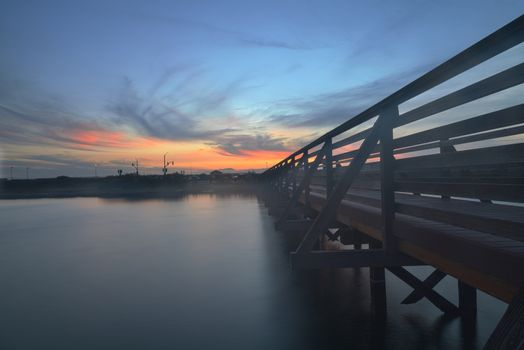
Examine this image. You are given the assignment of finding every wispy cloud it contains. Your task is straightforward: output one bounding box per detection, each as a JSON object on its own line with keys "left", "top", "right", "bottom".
{"left": 208, "top": 133, "right": 289, "bottom": 156}
{"left": 266, "top": 63, "right": 434, "bottom": 128}
{"left": 237, "top": 37, "right": 316, "bottom": 50}
{"left": 98, "top": 5, "right": 323, "bottom": 51}
{"left": 106, "top": 71, "right": 240, "bottom": 141}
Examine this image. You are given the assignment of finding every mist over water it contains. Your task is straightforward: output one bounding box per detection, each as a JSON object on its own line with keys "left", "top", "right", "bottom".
{"left": 0, "top": 195, "right": 506, "bottom": 349}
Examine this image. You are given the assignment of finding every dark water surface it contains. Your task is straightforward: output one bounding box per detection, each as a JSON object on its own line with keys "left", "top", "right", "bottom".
{"left": 0, "top": 195, "right": 506, "bottom": 349}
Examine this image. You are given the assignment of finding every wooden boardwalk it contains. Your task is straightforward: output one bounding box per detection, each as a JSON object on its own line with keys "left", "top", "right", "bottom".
{"left": 262, "top": 15, "right": 524, "bottom": 348}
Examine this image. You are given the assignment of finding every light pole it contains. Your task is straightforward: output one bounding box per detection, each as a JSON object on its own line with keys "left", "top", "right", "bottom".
{"left": 10, "top": 166, "right": 13, "bottom": 180}
{"left": 132, "top": 159, "right": 139, "bottom": 175}
{"left": 162, "top": 153, "right": 174, "bottom": 176}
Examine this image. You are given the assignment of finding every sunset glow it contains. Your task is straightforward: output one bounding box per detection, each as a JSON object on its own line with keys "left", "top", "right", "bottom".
{"left": 1, "top": 2, "right": 522, "bottom": 178}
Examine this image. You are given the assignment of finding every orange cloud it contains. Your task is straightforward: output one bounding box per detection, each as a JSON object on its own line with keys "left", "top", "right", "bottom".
{"left": 66, "top": 129, "right": 162, "bottom": 150}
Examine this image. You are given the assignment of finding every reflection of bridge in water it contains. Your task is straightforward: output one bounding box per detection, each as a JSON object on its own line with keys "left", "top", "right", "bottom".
{"left": 262, "top": 15, "right": 524, "bottom": 348}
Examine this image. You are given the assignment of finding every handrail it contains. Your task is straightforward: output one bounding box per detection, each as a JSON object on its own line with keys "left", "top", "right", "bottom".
{"left": 264, "top": 14, "right": 524, "bottom": 174}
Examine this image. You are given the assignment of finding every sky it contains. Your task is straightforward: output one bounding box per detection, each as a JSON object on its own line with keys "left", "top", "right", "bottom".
{"left": 1, "top": 0, "right": 523, "bottom": 178}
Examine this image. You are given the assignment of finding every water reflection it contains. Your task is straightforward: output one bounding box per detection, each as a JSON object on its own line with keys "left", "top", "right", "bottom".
{"left": 0, "top": 195, "right": 505, "bottom": 349}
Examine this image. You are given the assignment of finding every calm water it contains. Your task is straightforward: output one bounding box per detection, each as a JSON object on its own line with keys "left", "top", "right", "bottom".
{"left": 0, "top": 195, "right": 506, "bottom": 349}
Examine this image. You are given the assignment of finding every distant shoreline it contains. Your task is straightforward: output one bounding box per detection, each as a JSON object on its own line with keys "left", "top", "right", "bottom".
{"left": 0, "top": 175, "right": 261, "bottom": 200}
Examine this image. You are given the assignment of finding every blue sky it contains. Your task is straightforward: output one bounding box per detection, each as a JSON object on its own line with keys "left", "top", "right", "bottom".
{"left": 1, "top": 0, "right": 523, "bottom": 177}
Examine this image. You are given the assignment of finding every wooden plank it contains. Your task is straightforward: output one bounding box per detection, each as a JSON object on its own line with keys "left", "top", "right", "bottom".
{"left": 396, "top": 161, "right": 524, "bottom": 178}
{"left": 395, "top": 176, "right": 524, "bottom": 184}
{"left": 332, "top": 163, "right": 381, "bottom": 178}
{"left": 396, "top": 63, "right": 524, "bottom": 128}
{"left": 394, "top": 181, "right": 524, "bottom": 202}
{"left": 315, "top": 185, "right": 524, "bottom": 240}
{"left": 394, "top": 125, "right": 524, "bottom": 156}
{"left": 395, "top": 199, "right": 524, "bottom": 242}
{"left": 290, "top": 249, "right": 422, "bottom": 269}
{"left": 398, "top": 241, "right": 517, "bottom": 303}
{"left": 351, "top": 185, "right": 523, "bottom": 222}
{"left": 332, "top": 128, "right": 371, "bottom": 150}
{"left": 298, "top": 191, "right": 522, "bottom": 302}
{"left": 392, "top": 213, "right": 524, "bottom": 285}
{"left": 394, "top": 104, "right": 524, "bottom": 149}
{"left": 396, "top": 143, "right": 524, "bottom": 170}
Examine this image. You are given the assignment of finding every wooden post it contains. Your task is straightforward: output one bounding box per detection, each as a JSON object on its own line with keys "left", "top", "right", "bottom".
{"left": 370, "top": 240, "right": 387, "bottom": 317}
{"left": 279, "top": 164, "right": 284, "bottom": 193}
{"left": 325, "top": 137, "right": 334, "bottom": 197}
{"left": 458, "top": 280, "right": 477, "bottom": 316}
{"left": 284, "top": 159, "right": 291, "bottom": 195}
{"left": 380, "top": 106, "right": 397, "bottom": 252}
{"left": 304, "top": 150, "right": 310, "bottom": 208}
{"left": 371, "top": 106, "right": 396, "bottom": 317}
{"left": 354, "top": 230, "right": 362, "bottom": 250}
{"left": 439, "top": 139, "right": 456, "bottom": 200}
{"left": 292, "top": 156, "right": 297, "bottom": 194}
{"left": 276, "top": 165, "right": 282, "bottom": 192}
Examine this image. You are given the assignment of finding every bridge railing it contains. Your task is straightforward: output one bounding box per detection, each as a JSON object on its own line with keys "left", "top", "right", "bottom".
{"left": 263, "top": 15, "right": 524, "bottom": 250}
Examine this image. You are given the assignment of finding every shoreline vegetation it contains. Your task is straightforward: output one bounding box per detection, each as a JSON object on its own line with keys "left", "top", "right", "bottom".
{"left": 0, "top": 173, "right": 262, "bottom": 199}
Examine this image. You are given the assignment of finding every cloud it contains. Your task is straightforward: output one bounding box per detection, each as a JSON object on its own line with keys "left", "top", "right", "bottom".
{"left": 237, "top": 37, "right": 315, "bottom": 50}
{"left": 266, "top": 63, "right": 434, "bottom": 128}
{"left": 0, "top": 96, "right": 111, "bottom": 152}
{"left": 98, "top": 5, "right": 323, "bottom": 51}
{"left": 208, "top": 133, "right": 289, "bottom": 156}
{"left": 106, "top": 74, "right": 240, "bottom": 141}
{"left": 0, "top": 65, "right": 297, "bottom": 165}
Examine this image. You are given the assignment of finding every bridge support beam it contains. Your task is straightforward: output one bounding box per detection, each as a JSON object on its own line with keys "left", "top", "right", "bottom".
{"left": 388, "top": 266, "right": 460, "bottom": 316}
{"left": 401, "top": 269, "right": 447, "bottom": 304}
{"left": 484, "top": 288, "right": 524, "bottom": 349}
{"left": 458, "top": 280, "right": 477, "bottom": 317}
{"left": 274, "top": 219, "right": 312, "bottom": 232}
{"left": 369, "top": 241, "right": 387, "bottom": 317}
{"left": 290, "top": 249, "right": 422, "bottom": 269}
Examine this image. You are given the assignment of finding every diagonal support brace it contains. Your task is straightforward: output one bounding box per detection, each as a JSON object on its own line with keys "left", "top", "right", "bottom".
{"left": 388, "top": 266, "right": 459, "bottom": 315}
{"left": 276, "top": 142, "right": 329, "bottom": 225}
{"left": 295, "top": 112, "right": 392, "bottom": 255}
{"left": 401, "top": 269, "right": 447, "bottom": 304}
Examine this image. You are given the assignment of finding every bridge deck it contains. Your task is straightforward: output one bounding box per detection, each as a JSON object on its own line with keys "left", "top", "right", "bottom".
{"left": 263, "top": 15, "right": 524, "bottom": 346}
{"left": 314, "top": 185, "right": 524, "bottom": 242}
{"left": 298, "top": 187, "right": 524, "bottom": 302}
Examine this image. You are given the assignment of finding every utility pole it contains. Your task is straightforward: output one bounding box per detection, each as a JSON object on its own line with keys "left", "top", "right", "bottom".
{"left": 132, "top": 159, "right": 139, "bottom": 175}
{"left": 163, "top": 153, "right": 168, "bottom": 176}
{"left": 162, "top": 153, "right": 174, "bottom": 176}
{"left": 94, "top": 164, "right": 98, "bottom": 177}
{"left": 10, "top": 166, "right": 13, "bottom": 180}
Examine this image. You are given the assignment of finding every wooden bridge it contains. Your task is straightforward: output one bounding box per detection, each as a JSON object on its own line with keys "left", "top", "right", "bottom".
{"left": 262, "top": 15, "right": 524, "bottom": 348}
